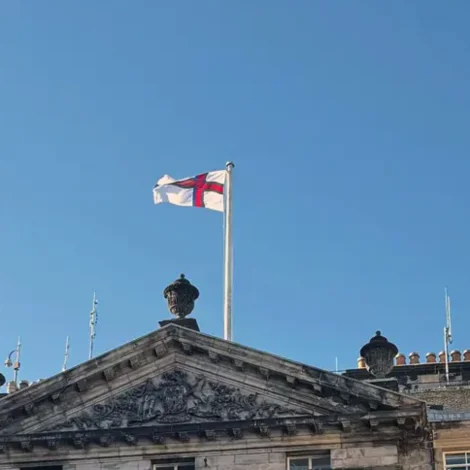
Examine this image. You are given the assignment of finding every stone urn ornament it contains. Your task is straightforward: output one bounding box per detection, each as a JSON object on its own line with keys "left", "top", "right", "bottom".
{"left": 163, "top": 274, "right": 200, "bottom": 318}
{"left": 360, "top": 331, "right": 398, "bottom": 378}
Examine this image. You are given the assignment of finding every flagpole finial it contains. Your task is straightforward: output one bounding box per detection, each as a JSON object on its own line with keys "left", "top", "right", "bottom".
{"left": 226, "top": 161, "right": 235, "bottom": 170}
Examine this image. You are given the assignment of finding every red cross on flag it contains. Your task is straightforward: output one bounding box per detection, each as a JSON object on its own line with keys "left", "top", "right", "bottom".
{"left": 153, "top": 170, "right": 226, "bottom": 212}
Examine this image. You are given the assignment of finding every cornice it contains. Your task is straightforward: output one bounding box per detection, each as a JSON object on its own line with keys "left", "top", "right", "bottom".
{"left": 0, "top": 325, "right": 427, "bottom": 438}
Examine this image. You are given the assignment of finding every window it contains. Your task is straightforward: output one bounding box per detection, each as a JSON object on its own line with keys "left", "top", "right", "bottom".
{"left": 445, "top": 452, "right": 470, "bottom": 470}
{"left": 153, "top": 458, "right": 195, "bottom": 470}
{"left": 288, "top": 455, "right": 330, "bottom": 470}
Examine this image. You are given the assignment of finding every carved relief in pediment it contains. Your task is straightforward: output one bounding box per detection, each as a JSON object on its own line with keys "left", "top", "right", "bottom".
{"left": 47, "top": 370, "right": 309, "bottom": 431}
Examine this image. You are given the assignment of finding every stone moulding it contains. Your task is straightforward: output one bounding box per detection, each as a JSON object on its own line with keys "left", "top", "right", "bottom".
{"left": 0, "top": 325, "right": 426, "bottom": 438}
{"left": 103, "top": 367, "right": 116, "bottom": 382}
{"left": 0, "top": 411, "right": 422, "bottom": 452}
{"left": 46, "top": 438, "right": 58, "bottom": 450}
{"left": 0, "top": 418, "right": 320, "bottom": 452}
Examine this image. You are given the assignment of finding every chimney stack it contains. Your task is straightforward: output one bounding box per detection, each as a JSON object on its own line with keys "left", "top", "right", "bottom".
{"left": 426, "top": 352, "right": 437, "bottom": 363}
{"left": 6, "top": 381, "right": 18, "bottom": 394}
{"left": 464, "top": 350, "right": 470, "bottom": 361}
{"left": 409, "top": 352, "right": 420, "bottom": 364}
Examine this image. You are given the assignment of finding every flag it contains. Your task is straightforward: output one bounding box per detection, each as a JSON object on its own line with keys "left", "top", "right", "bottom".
{"left": 153, "top": 170, "right": 226, "bottom": 212}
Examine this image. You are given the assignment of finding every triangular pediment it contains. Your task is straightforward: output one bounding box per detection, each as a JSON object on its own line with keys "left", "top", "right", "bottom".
{"left": 0, "top": 324, "right": 425, "bottom": 439}
{"left": 43, "top": 368, "right": 312, "bottom": 433}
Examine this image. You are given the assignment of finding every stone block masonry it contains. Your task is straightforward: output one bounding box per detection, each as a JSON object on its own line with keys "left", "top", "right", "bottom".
{"left": 413, "top": 387, "right": 470, "bottom": 412}
{"left": 63, "top": 461, "right": 152, "bottom": 470}
{"left": 331, "top": 446, "right": 398, "bottom": 469}
{"left": 196, "top": 452, "right": 285, "bottom": 470}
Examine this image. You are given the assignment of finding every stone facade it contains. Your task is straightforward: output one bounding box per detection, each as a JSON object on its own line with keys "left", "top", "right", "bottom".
{"left": 0, "top": 324, "right": 430, "bottom": 470}
{"left": 432, "top": 421, "right": 470, "bottom": 470}
{"left": 331, "top": 446, "right": 399, "bottom": 468}
{"left": 344, "top": 335, "right": 470, "bottom": 470}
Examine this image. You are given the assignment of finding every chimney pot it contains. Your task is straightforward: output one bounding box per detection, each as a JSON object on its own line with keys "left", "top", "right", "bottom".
{"left": 426, "top": 352, "right": 437, "bottom": 363}
{"left": 439, "top": 351, "right": 446, "bottom": 363}
{"left": 409, "top": 352, "right": 420, "bottom": 364}
{"left": 357, "top": 357, "right": 366, "bottom": 369}
{"left": 450, "top": 350, "right": 462, "bottom": 362}
{"left": 395, "top": 353, "right": 406, "bottom": 366}
{"left": 463, "top": 350, "right": 470, "bottom": 361}
{"left": 19, "top": 380, "right": 29, "bottom": 390}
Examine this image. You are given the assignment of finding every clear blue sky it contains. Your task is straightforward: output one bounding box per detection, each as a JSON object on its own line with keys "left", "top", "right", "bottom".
{"left": 1, "top": 2, "right": 469, "bottom": 384}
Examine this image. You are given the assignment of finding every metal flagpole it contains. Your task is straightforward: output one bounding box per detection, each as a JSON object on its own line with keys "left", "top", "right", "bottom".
{"left": 89, "top": 292, "right": 98, "bottom": 360}
{"left": 62, "top": 336, "right": 70, "bottom": 372}
{"left": 224, "top": 162, "right": 234, "bottom": 341}
{"left": 13, "top": 337, "right": 21, "bottom": 385}
{"left": 444, "top": 287, "right": 452, "bottom": 384}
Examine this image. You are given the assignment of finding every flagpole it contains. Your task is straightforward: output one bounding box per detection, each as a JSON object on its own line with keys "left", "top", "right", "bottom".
{"left": 89, "top": 292, "right": 98, "bottom": 360}
{"left": 224, "top": 162, "right": 234, "bottom": 341}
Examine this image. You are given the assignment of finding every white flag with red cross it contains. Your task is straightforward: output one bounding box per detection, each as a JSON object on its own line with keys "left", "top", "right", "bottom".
{"left": 152, "top": 163, "right": 234, "bottom": 342}
{"left": 153, "top": 170, "right": 226, "bottom": 212}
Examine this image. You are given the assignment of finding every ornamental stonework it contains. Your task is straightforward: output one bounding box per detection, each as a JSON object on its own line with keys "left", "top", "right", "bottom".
{"left": 47, "top": 370, "right": 309, "bottom": 431}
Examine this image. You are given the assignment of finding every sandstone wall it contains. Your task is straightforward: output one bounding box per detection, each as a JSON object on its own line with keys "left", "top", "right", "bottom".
{"left": 0, "top": 433, "right": 432, "bottom": 470}
{"left": 331, "top": 445, "right": 398, "bottom": 468}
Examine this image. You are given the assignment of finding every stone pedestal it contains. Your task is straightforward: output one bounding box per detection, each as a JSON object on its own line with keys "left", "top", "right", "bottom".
{"left": 159, "top": 318, "right": 200, "bottom": 332}
{"left": 367, "top": 377, "right": 399, "bottom": 392}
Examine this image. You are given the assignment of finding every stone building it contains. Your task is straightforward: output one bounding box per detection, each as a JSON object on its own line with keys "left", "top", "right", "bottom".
{"left": 0, "top": 277, "right": 431, "bottom": 470}
{"left": 345, "top": 332, "right": 470, "bottom": 470}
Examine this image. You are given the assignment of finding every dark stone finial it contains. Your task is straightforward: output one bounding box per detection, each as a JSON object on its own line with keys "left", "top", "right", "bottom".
{"left": 163, "top": 274, "right": 200, "bottom": 319}
{"left": 360, "top": 331, "right": 398, "bottom": 378}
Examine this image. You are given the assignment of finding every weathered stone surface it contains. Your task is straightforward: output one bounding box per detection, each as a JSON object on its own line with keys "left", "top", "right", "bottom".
{"left": 196, "top": 452, "right": 284, "bottom": 470}
{"left": 69, "top": 461, "right": 151, "bottom": 470}
{"left": 399, "top": 447, "right": 432, "bottom": 470}
{"left": 232, "top": 465, "right": 282, "bottom": 470}
{"left": 0, "top": 324, "right": 425, "bottom": 438}
{"left": 196, "top": 455, "right": 235, "bottom": 467}
{"left": 269, "top": 453, "right": 286, "bottom": 463}
{"left": 413, "top": 387, "right": 470, "bottom": 412}
{"left": 332, "top": 446, "right": 398, "bottom": 469}
{"left": 0, "top": 324, "right": 430, "bottom": 470}
{"left": 43, "top": 370, "right": 309, "bottom": 432}
{"left": 73, "top": 464, "right": 101, "bottom": 470}
{"left": 235, "top": 453, "right": 270, "bottom": 465}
